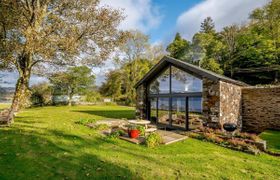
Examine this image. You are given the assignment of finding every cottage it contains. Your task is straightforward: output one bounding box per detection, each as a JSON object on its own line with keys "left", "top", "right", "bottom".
{"left": 135, "top": 56, "right": 248, "bottom": 131}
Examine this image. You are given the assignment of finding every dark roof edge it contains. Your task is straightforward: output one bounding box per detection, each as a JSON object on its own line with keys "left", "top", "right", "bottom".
{"left": 135, "top": 56, "right": 248, "bottom": 88}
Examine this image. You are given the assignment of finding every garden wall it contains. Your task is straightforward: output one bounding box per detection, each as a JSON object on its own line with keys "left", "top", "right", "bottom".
{"left": 242, "top": 86, "right": 280, "bottom": 133}
{"left": 202, "top": 80, "right": 243, "bottom": 129}
{"left": 219, "top": 81, "right": 243, "bottom": 129}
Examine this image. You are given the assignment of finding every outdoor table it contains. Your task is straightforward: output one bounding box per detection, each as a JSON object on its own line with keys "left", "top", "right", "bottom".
{"left": 128, "top": 120, "right": 151, "bottom": 129}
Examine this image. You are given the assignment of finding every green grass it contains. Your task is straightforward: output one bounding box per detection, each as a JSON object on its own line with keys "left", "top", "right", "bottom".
{"left": 0, "top": 103, "right": 10, "bottom": 111}
{"left": 0, "top": 105, "right": 280, "bottom": 179}
{"left": 260, "top": 130, "right": 280, "bottom": 153}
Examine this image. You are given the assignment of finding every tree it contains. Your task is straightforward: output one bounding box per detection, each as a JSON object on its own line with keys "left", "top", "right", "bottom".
{"left": 100, "top": 58, "right": 153, "bottom": 105}
{"left": 146, "top": 44, "right": 166, "bottom": 63}
{"left": 200, "top": 58, "right": 224, "bottom": 74}
{"left": 113, "top": 30, "right": 152, "bottom": 105}
{"left": 99, "top": 70, "right": 123, "bottom": 101}
{"left": 49, "top": 66, "right": 95, "bottom": 106}
{"left": 190, "top": 18, "right": 224, "bottom": 73}
{"left": 220, "top": 25, "right": 240, "bottom": 76}
{"left": 200, "top": 17, "right": 215, "bottom": 34}
{"left": 0, "top": 0, "right": 126, "bottom": 119}
{"left": 30, "top": 82, "right": 53, "bottom": 106}
{"left": 166, "top": 33, "right": 190, "bottom": 60}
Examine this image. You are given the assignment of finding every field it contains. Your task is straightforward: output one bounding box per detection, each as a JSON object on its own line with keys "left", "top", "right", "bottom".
{"left": 0, "top": 104, "right": 280, "bottom": 179}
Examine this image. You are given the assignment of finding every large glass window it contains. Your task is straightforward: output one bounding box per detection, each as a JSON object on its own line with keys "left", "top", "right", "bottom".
{"left": 149, "top": 66, "right": 202, "bottom": 94}
{"left": 150, "top": 98, "right": 157, "bottom": 123}
{"left": 149, "top": 67, "right": 170, "bottom": 94}
{"left": 171, "top": 97, "right": 186, "bottom": 128}
{"left": 188, "top": 97, "right": 203, "bottom": 130}
{"left": 148, "top": 65, "right": 203, "bottom": 130}
{"left": 158, "top": 98, "right": 169, "bottom": 125}
{"left": 171, "top": 66, "right": 202, "bottom": 93}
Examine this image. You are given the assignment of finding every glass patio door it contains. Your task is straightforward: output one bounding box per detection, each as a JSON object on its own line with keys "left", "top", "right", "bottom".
{"left": 171, "top": 97, "right": 187, "bottom": 129}
{"left": 157, "top": 97, "right": 170, "bottom": 125}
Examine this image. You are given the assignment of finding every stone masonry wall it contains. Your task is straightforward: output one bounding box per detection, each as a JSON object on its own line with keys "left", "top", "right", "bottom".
{"left": 242, "top": 87, "right": 280, "bottom": 133}
{"left": 202, "top": 78, "right": 221, "bottom": 128}
{"left": 219, "top": 81, "right": 242, "bottom": 129}
{"left": 135, "top": 84, "right": 147, "bottom": 119}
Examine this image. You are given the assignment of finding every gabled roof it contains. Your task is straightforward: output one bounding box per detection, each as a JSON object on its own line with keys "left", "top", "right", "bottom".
{"left": 135, "top": 56, "right": 247, "bottom": 88}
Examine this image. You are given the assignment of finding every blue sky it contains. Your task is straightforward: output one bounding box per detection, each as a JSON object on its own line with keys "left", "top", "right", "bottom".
{"left": 101, "top": 0, "right": 268, "bottom": 43}
{"left": 148, "top": 0, "right": 203, "bottom": 43}
{"left": 0, "top": 0, "right": 270, "bottom": 87}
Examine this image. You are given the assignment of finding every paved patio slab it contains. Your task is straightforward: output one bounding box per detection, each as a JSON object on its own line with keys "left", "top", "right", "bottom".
{"left": 157, "top": 130, "right": 188, "bottom": 145}
{"left": 119, "top": 130, "right": 188, "bottom": 145}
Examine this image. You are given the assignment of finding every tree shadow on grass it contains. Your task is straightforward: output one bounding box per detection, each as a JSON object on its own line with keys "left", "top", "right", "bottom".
{"left": 0, "top": 124, "right": 138, "bottom": 179}
{"left": 72, "top": 110, "right": 135, "bottom": 119}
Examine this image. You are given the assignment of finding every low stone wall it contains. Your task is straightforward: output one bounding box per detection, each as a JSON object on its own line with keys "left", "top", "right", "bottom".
{"left": 242, "top": 86, "right": 280, "bottom": 133}
{"left": 219, "top": 81, "right": 242, "bottom": 129}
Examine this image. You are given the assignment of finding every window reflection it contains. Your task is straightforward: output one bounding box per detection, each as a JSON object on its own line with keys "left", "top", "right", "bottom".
{"left": 149, "top": 67, "right": 170, "bottom": 94}
{"left": 171, "top": 67, "right": 202, "bottom": 93}
{"left": 171, "top": 97, "right": 186, "bottom": 128}
{"left": 158, "top": 98, "right": 169, "bottom": 125}
{"left": 188, "top": 97, "right": 203, "bottom": 130}
{"left": 150, "top": 98, "right": 157, "bottom": 123}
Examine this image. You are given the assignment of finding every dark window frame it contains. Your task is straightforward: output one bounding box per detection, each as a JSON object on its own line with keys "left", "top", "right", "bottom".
{"left": 147, "top": 64, "right": 203, "bottom": 131}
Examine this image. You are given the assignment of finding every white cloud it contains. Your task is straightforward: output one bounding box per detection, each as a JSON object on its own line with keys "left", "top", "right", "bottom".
{"left": 101, "top": 0, "right": 162, "bottom": 32}
{"left": 176, "top": 0, "right": 269, "bottom": 40}
{"left": 0, "top": 71, "right": 48, "bottom": 88}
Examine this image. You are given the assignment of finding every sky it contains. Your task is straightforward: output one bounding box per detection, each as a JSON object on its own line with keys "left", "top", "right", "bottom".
{"left": 0, "top": 0, "right": 269, "bottom": 88}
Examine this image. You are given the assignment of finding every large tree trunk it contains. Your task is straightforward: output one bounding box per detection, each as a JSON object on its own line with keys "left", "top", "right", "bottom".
{"left": 10, "top": 72, "right": 31, "bottom": 113}
{"left": 8, "top": 55, "right": 32, "bottom": 123}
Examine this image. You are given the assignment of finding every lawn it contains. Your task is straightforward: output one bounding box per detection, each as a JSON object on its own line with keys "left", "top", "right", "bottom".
{"left": 0, "top": 103, "right": 9, "bottom": 111}
{"left": 260, "top": 130, "right": 280, "bottom": 153}
{"left": 0, "top": 105, "right": 280, "bottom": 179}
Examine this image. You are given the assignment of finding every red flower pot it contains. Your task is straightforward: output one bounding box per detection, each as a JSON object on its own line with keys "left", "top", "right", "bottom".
{"left": 129, "top": 129, "right": 140, "bottom": 138}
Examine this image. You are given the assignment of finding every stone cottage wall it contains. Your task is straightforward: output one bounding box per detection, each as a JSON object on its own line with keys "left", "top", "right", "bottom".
{"left": 135, "top": 84, "right": 147, "bottom": 119}
{"left": 242, "top": 87, "right": 280, "bottom": 133}
{"left": 202, "top": 79, "right": 221, "bottom": 128}
{"left": 219, "top": 81, "right": 243, "bottom": 129}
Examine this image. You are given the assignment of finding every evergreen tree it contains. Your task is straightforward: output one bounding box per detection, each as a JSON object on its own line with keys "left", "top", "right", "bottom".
{"left": 200, "top": 17, "right": 215, "bottom": 34}
{"left": 166, "top": 33, "right": 190, "bottom": 60}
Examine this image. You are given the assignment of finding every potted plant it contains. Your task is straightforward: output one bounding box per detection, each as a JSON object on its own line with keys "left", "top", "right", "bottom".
{"left": 128, "top": 125, "right": 140, "bottom": 138}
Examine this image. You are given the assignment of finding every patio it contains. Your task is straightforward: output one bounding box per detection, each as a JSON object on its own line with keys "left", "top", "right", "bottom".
{"left": 119, "top": 130, "right": 188, "bottom": 145}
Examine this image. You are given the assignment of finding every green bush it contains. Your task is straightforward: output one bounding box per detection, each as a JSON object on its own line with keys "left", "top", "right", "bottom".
{"left": 85, "top": 91, "right": 102, "bottom": 103}
{"left": 30, "top": 82, "right": 53, "bottom": 106}
{"left": 108, "top": 130, "right": 125, "bottom": 139}
{"left": 75, "top": 118, "right": 96, "bottom": 125}
{"left": 137, "top": 126, "right": 145, "bottom": 136}
{"left": 188, "top": 132, "right": 205, "bottom": 140}
{"left": 145, "top": 132, "right": 163, "bottom": 148}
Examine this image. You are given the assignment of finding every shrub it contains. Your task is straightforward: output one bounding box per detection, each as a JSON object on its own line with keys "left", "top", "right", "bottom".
{"left": 108, "top": 130, "right": 125, "bottom": 139}
{"left": 137, "top": 126, "right": 145, "bottom": 136}
{"left": 203, "top": 132, "right": 224, "bottom": 144}
{"left": 75, "top": 118, "right": 96, "bottom": 125}
{"left": 85, "top": 91, "right": 102, "bottom": 103}
{"left": 145, "top": 132, "right": 163, "bottom": 148}
{"left": 188, "top": 132, "right": 205, "bottom": 140}
{"left": 30, "top": 82, "right": 53, "bottom": 106}
{"left": 234, "top": 132, "right": 260, "bottom": 142}
{"left": 228, "top": 139, "right": 247, "bottom": 147}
